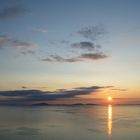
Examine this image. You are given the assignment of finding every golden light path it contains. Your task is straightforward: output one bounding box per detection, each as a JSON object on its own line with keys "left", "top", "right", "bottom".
{"left": 108, "top": 104, "right": 112, "bottom": 136}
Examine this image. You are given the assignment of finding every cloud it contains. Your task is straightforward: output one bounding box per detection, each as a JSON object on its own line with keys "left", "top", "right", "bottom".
{"left": 13, "top": 40, "right": 36, "bottom": 55}
{"left": 22, "top": 86, "right": 27, "bottom": 89}
{"left": 0, "top": 90, "right": 44, "bottom": 97}
{"left": 21, "top": 85, "right": 48, "bottom": 90}
{"left": 0, "top": 86, "right": 109, "bottom": 104}
{"left": 48, "top": 24, "right": 108, "bottom": 64}
{"left": 0, "top": 35, "right": 13, "bottom": 42}
{"left": 41, "top": 52, "right": 108, "bottom": 63}
{"left": 41, "top": 55, "right": 80, "bottom": 63}
{"left": 13, "top": 40, "right": 34, "bottom": 49}
{"left": 60, "top": 40, "right": 70, "bottom": 44}
{"left": 77, "top": 25, "right": 106, "bottom": 41}
{"left": 0, "top": 35, "right": 36, "bottom": 54}
{"left": 111, "top": 88, "right": 127, "bottom": 91}
{"left": 71, "top": 41, "right": 97, "bottom": 51}
{"left": 0, "top": 5, "right": 27, "bottom": 20}
{"left": 0, "top": 35, "right": 13, "bottom": 48}
{"left": 33, "top": 28, "right": 48, "bottom": 33}
{"left": 20, "top": 50, "right": 35, "bottom": 55}
{"left": 80, "top": 53, "right": 108, "bottom": 60}
{"left": 26, "top": 86, "right": 102, "bottom": 101}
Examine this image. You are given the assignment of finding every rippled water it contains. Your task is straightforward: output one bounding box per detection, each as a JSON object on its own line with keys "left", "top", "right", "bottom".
{"left": 0, "top": 105, "right": 140, "bottom": 140}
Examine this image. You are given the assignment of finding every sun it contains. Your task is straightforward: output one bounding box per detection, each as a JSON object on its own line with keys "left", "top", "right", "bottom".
{"left": 108, "top": 96, "right": 112, "bottom": 101}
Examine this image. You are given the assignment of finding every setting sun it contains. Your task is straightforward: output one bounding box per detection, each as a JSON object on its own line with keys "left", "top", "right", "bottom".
{"left": 108, "top": 96, "right": 112, "bottom": 101}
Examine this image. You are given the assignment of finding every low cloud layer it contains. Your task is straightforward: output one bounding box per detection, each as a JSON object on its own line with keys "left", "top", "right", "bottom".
{"left": 0, "top": 86, "right": 109, "bottom": 105}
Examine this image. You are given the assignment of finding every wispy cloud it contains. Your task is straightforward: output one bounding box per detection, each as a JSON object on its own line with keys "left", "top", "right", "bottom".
{"left": 0, "top": 24, "right": 108, "bottom": 62}
{"left": 77, "top": 25, "right": 106, "bottom": 41}
{"left": 33, "top": 28, "right": 48, "bottom": 33}
{"left": 111, "top": 88, "right": 127, "bottom": 91}
{"left": 71, "top": 41, "right": 97, "bottom": 51}
{"left": 0, "top": 35, "right": 36, "bottom": 54}
{"left": 41, "top": 52, "right": 108, "bottom": 63}
{"left": 41, "top": 55, "right": 80, "bottom": 63}
{"left": 80, "top": 53, "right": 108, "bottom": 60}
{"left": 40, "top": 24, "right": 108, "bottom": 63}
{"left": 21, "top": 86, "right": 47, "bottom": 90}
{"left": 0, "top": 5, "right": 28, "bottom": 20}
{"left": 13, "top": 40, "right": 34, "bottom": 49}
{"left": 20, "top": 50, "right": 35, "bottom": 55}
{"left": 0, "top": 35, "right": 13, "bottom": 42}
{"left": 0, "top": 35, "right": 13, "bottom": 48}
{"left": 22, "top": 86, "right": 27, "bottom": 89}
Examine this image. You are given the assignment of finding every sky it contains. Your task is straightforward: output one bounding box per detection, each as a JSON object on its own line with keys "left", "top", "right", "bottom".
{"left": 0, "top": 0, "right": 140, "bottom": 105}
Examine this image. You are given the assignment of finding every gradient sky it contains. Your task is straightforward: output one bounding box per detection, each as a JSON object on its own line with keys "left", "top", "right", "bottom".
{"left": 0, "top": 0, "right": 140, "bottom": 104}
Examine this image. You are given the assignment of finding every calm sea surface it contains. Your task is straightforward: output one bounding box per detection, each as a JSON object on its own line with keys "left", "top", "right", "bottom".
{"left": 0, "top": 105, "right": 140, "bottom": 140}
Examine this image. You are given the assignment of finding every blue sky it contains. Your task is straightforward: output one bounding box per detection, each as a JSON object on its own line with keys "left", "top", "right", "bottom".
{"left": 0, "top": 0, "right": 140, "bottom": 104}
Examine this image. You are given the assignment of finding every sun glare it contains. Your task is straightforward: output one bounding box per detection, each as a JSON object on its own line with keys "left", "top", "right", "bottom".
{"left": 108, "top": 96, "right": 112, "bottom": 101}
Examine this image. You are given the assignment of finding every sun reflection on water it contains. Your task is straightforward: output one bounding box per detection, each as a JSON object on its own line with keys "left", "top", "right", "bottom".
{"left": 108, "top": 104, "right": 112, "bottom": 136}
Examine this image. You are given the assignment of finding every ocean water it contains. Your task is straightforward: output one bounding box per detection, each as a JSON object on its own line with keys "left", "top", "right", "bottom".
{"left": 0, "top": 105, "right": 140, "bottom": 140}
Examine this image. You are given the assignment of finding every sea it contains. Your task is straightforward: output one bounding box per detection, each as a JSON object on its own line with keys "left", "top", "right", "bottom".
{"left": 0, "top": 105, "right": 140, "bottom": 140}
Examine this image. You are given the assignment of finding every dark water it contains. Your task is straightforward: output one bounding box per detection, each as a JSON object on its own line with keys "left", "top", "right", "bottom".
{"left": 0, "top": 105, "right": 140, "bottom": 140}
